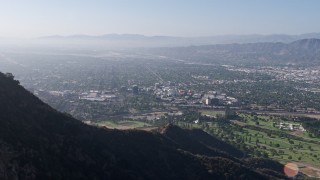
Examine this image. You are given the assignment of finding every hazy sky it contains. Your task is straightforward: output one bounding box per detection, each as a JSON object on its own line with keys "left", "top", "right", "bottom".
{"left": 1, "top": 0, "right": 320, "bottom": 38}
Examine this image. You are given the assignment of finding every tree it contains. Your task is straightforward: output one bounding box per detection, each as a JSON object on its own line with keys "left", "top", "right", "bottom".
{"left": 225, "top": 106, "right": 237, "bottom": 119}
{"left": 262, "top": 152, "right": 269, "bottom": 158}
{"left": 270, "top": 149, "right": 278, "bottom": 156}
{"left": 4, "top": 72, "right": 15, "bottom": 80}
{"left": 255, "top": 150, "right": 262, "bottom": 157}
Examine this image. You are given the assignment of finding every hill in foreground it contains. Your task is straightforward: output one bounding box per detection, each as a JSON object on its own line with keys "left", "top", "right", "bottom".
{"left": 0, "top": 72, "right": 287, "bottom": 179}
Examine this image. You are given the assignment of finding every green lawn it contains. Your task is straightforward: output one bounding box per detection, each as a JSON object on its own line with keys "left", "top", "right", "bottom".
{"left": 178, "top": 113, "right": 320, "bottom": 168}
{"left": 201, "top": 110, "right": 225, "bottom": 117}
{"left": 235, "top": 114, "right": 320, "bottom": 167}
{"left": 237, "top": 128, "right": 320, "bottom": 163}
{"left": 94, "top": 120, "right": 151, "bottom": 129}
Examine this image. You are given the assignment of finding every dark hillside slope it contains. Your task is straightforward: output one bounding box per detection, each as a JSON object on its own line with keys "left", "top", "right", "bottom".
{"left": 0, "top": 72, "right": 281, "bottom": 179}
{"left": 160, "top": 124, "right": 244, "bottom": 159}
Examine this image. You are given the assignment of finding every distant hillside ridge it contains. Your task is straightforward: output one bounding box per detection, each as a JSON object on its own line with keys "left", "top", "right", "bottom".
{"left": 159, "top": 124, "right": 244, "bottom": 159}
{"left": 38, "top": 33, "right": 320, "bottom": 46}
{"left": 289, "top": 38, "right": 320, "bottom": 51}
{"left": 148, "top": 38, "right": 320, "bottom": 64}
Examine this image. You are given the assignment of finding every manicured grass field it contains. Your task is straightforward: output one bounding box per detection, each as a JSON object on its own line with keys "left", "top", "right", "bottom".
{"left": 235, "top": 114, "right": 320, "bottom": 166}
{"left": 176, "top": 113, "right": 320, "bottom": 177}
{"left": 200, "top": 110, "right": 225, "bottom": 117}
{"left": 94, "top": 120, "right": 151, "bottom": 130}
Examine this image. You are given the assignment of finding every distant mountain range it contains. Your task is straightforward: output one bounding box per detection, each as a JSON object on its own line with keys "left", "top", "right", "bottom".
{"left": 0, "top": 72, "right": 289, "bottom": 179}
{"left": 147, "top": 38, "right": 320, "bottom": 64}
{"left": 37, "top": 33, "right": 320, "bottom": 47}
{"left": 2, "top": 33, "right": 320, "bottom": 49}
{"left": 2, "top": 35, "right": 320, "bottom": 64}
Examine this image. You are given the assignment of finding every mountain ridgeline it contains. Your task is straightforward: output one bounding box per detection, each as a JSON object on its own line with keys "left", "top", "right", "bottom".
{"left": 0, "top": 72, "right": 288, "bottom": 179}
{"left": 148, "top": 38, "right": 320, "bottom": 65}
{"left": 37, "top": 33, "right": 320, "bottom": 47}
